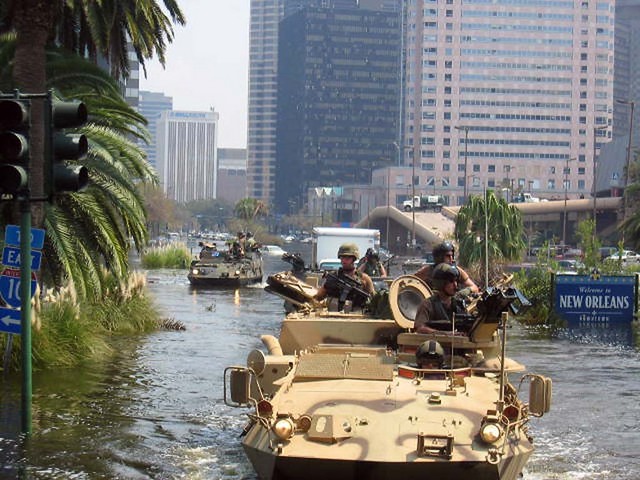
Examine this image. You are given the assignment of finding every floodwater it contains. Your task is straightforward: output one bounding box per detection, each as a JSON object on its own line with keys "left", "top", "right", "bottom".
{"left": 1, "top": 251, "right": 639, "bottom": 479}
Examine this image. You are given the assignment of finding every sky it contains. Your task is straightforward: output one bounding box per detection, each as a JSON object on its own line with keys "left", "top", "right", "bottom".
{"left": 139, "top": 1, "right": 250, "bottom": 148}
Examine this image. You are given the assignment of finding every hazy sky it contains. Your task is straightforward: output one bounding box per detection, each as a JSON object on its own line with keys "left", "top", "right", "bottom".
{"left": 139, "top": 1, "right": 250, "bottom": 148}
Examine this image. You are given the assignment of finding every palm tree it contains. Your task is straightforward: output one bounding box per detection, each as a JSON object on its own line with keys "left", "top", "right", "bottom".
{"left": 621, "top": 150, "right": 640, "bottom": 249}
{"left": 0, "top": 0, "right": 184, "bottom": 219}
{"left": 455, "top": 189, "right": 525, "bottom": 286}
{"left": 1, "top": 38, "right": 156, "bottom": 298}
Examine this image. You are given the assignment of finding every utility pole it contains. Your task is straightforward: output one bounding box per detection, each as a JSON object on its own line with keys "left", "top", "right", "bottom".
{"left": 562, "top": 158, "right": 575, "bottom": 246}
{"left": 455, "top": 126, "right": 469, "bottom": 204}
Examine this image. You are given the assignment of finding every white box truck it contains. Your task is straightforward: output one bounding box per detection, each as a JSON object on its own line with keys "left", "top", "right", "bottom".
{"left": 311, "top": 227, "right": 380, "bottom": 270}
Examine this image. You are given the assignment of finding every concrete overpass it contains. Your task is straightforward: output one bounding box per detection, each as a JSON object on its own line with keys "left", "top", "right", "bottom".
{"left": 355, "top": 197, "right": 623, "bottom": 253}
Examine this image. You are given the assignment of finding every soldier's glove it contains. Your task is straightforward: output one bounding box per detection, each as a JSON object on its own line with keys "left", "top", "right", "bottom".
{"left": 456, "top": 287, "right": 474, "bottom": 298}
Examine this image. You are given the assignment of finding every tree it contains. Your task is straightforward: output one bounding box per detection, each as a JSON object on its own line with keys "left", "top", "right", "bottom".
{"left": 1, "top": 38, "right": 156, "bottom": 298}
{"left": 0, "top": 0, "right": 184, "bottom": 221}
{"left": 621, "top": 149, "right": 640, "bottom": 249}
{"left": 455, "top": 189, "right": 525, "bottom": 286}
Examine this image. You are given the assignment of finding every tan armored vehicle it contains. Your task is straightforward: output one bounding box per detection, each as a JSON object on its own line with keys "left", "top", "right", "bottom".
{"left": 187, "top": 242, "right": 263, "bottom": 287}
{"left": 224, "top": 272, "right": 551, "bottom": 480}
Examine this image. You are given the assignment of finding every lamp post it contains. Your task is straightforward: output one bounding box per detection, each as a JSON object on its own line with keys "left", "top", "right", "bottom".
{"left": 455, "top": 126, "right": 469, "bottom": 204}
{"left": 411, "top": 151, "right": 416, "bottom": 253}
{"left": 386, "top": 166, "right": 391, "bottom": 249}
{"left": 592, "top": 125, "right": 608, "bottom": 241}
{"left": 562, "top": 157, "right": 575, "bottom": 246}
{"left": 616, "top": 99, "right": 635, "bottom": 246}
{"left": 472, "top": 175, "right": 489, "bottom": 287}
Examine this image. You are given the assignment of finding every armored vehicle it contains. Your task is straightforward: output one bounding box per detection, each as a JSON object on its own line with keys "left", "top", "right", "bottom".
{"left": 224, "top": 273, "right": 551, "bottom": 479}
{"left": 187, "top": 243, "right": 263, "bottom": 287}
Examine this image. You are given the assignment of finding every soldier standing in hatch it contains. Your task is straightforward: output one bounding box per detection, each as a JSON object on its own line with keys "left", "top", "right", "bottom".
{"left": 314, "top": 243, "right": 375, "bottom": 310}
{"left": 414, "top": 241, "right": 479, "bottom": 294}
{"left": 414, "top": 263, "right": 467, "bottom": 334}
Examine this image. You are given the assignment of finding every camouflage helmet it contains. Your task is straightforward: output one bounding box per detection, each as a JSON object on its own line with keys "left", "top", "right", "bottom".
{"left": 416, "top": 340, "right": 444, "bottom": 368}
{"left": 432, "top": 240, "right": 455, "bottom": 262}
{"left": 431, "top": 262, "right": 460, "bottom": 290}
{"left": 337, "top": 242, "right": 359, "bottom": 259}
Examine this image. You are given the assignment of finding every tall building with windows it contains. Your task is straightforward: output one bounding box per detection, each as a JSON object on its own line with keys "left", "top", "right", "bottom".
{"left": 274, "top": 2, "right": 402, "bottom": 214}
{"left": 246, "top": 0, "right": 285, "bottom": 207}
{"left": 156, "top": 110, "right": 219, "bottom": 203}
{"left": 246, "top": 0, "right": 395, "bottom": 208}
{"left": 403, "top": 0, "right": 615, "bottom": 205}
{"left": 138, "top": 91, "right": 173, "bottom": 171}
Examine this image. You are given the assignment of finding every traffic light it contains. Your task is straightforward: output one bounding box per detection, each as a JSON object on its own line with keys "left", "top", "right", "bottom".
{"left": 46, "top": 100, "right": 89, "bottom": 195}
{"left": 0, "top": 99, "right": 30, "bottom": 196}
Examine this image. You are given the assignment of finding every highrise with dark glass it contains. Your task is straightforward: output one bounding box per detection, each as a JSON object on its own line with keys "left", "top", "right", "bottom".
{"left": 274, "top": 2, "right": 402, "bottom": 213}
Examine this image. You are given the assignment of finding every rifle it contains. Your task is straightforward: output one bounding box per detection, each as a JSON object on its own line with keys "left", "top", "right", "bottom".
{"left": 323, "top": 272, "right": 372, "bottom": 310}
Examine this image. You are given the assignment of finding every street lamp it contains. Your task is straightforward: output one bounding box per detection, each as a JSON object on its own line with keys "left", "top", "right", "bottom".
{"left": 455, "top": 126, "right": 469, "bottom": 204}
{"left": 471, "top": 175, "right": 489, "bottom": 287}
{"left": 386, "top": 166, "right": 391, "bottom": 249}
{"left": 411, "top": 151, "right": 416, "bottom": 253}
{"left": 562, "top": 158, "right": 575, "bottom": 246}
{"left": 616, "top": 99, "right": 635, "bottom": 246}
{"left": 592, "top": 125, "right": 609, "bottom": 241}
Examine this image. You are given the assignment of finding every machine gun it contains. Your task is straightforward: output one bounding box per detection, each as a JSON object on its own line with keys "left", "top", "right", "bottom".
{"left": 322, "top": 272, "right": 372, "bottom": 310}
{"left": 281, "top": 252, "right": 306, "bottom": 273}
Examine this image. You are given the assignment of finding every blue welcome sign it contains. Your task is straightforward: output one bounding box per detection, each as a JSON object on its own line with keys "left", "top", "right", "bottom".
{"left": 554, "top": 274, "right": 638, "bottom": 327}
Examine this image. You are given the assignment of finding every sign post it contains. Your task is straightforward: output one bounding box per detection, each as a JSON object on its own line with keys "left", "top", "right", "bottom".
{"left": 1, "top": 221, "right": 44, "bottom": 436}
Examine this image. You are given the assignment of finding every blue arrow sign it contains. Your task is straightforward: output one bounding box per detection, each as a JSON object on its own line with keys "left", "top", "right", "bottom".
{"left": 0, "top": 269, "right": 37, "bottom": 309}
{"left": 0, "top": 306, "right": 21, "bottom": 335}
{"left": 2, "top": 246, "right": 42, "bottom": 271}
{"left": 4, "top": 225, "right": 46, "bottom": 250}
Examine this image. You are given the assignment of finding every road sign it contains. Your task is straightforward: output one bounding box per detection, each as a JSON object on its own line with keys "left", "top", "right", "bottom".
{"left": 2, "top": 246, "right": 42, "bottom": 271}
{"left": 4, "top": 224, "right": 45, "bottom": 249}
{"left": 0, "top": 268, "right": 37, "bottom": 309}
{"left": 0, "top": 306, "right": 21, "bottom": 335}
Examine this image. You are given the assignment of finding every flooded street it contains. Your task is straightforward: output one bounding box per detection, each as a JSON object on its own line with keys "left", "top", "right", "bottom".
{"left": 1, "top": 253, "right": 639, "bottom": 479}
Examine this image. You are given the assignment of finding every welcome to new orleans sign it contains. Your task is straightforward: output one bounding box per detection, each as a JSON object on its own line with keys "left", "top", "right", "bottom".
{"left": 554, "top": 274, "right": 638, "bottom": 326}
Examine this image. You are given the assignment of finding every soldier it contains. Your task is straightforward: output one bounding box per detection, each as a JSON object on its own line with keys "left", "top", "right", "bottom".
{"left": 414, "top": 263, "right": 467, "bottom": 335}
{"left": 314, "top": 243, "right": 375, "bottom": 311}
{"left": 414, "top": 240, "right": 479, "bottom": 294}
{"left": 357, "top": 248, "right": 387, "bottom": 278}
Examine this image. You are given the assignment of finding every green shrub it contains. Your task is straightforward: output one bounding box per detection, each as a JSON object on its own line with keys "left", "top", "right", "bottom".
{"left": 0, "top": 271, "right": 162, "bottom": 372}
{"left": 141, "top": 242, "right": 192, "bottom": 269}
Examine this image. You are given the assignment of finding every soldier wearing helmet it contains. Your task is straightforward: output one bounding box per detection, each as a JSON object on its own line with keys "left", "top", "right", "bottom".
{"left": 357, "top": 247, "right": 387, "bottom": 278}
{"left": 314, "top": 243, "right": 375, "bottom": 309}
{"left": 414, "top": 263, "right": 467, "bottom": 334}
{"left": 414, "top": 240, "right": 479, "bottom": 294}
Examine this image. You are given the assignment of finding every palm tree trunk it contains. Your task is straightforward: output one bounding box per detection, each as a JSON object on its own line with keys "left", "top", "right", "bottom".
{"left": 13, "top": 0, "right": 54, "bottom": 227}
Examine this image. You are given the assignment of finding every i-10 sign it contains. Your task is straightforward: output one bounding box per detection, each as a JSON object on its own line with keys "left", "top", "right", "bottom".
{"left": 0, "top": 268, "right": 37, "bottom": 309}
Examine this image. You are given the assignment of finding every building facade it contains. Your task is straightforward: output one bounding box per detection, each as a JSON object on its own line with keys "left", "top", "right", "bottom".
{"left": 138, "top": 91, "right": 173, "bottom": 171}
{"left": 274, "top": 2, "right": 402, "bottom": 214}
{"left": 156, "top": 110, "right": 219, "bottom": 203}
{"left": 217, "top": 147, "right": 248, "bottom": 205}
{"left": 246, "top": 0, "right": 285, "bottom": 207}
{"left": 403, "top": 0, "right": 615, "bottom": 205}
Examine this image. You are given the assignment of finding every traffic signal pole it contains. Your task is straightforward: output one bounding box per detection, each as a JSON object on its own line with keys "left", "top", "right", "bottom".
{"left": 2, "top": 90, "right": 89, "bottom": 435}
{"left": 20, "top": 198, "right": 32, "bottom": 434}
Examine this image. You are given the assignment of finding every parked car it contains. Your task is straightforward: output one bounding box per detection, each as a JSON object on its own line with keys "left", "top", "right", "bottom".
{"left": 556, "top": 259, "right": 584, "bottom": 273}
{"left": 260, "top": 244, "right": 287, "bottom": 256}
{"left": 599, "top": 246, "right": 618, "bottom": 260}
{"left": 605, "top": 250, "right": 640, "bottom": 264}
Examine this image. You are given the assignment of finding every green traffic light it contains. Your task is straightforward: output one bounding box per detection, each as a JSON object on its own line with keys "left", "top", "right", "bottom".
{"left": 0, "top": 164, "right": 28, "bottom": 193}
{"left": 46, "top": 99, "right": 90, "bottom": 195}
{"left": 0, "top": 99, "right": 30, "bottom": 195}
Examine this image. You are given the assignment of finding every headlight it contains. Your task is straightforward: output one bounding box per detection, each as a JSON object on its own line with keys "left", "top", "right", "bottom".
{"left": 479, "top": 422, "right": 503, "bottom": 444}
{"left": 273, "top": 417, "right": 295, "bottom": 440}
{"left": 235, "top": 269, "right": 241, "bottom": 275}
{"left": 191, "top": 268, "right": 200, "bottom": 275}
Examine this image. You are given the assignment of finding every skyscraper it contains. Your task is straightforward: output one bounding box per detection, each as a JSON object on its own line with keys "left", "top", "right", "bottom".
{"left": 156, "top": 110, "right": 219, "bottom": 203}
{"left": 246, "top": 0, "right": 285, "bottom": 207}
{"left": 274, "top": 3, "right": 402, "bottom": 214}
{"left": 404, "top": 0, "right": 615, "bottom": 205}
{"left": 138, "top": 91, "right": 173, "bottom": 171}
